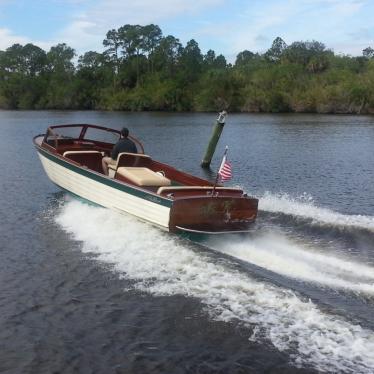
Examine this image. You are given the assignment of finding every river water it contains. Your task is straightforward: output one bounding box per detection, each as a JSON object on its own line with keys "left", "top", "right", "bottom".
{"left": 0, "top": 110, "right": 373, "bottom": 373}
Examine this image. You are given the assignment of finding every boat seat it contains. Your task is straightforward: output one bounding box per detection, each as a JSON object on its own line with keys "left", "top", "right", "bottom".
{"left": 157, "top": 186, "right": 242, "bottom": 195}
{"left": 62, "top": 150, "right": 103, "bottom": 173}
{"left": 116, "top": 167, "right": 171, "bottom": 187}
{"left": 108, "top": 152, "right": 151, "bottom": 177}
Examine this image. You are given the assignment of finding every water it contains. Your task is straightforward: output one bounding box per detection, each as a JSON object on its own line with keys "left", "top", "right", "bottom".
{"left": 0, "top": 111, "right": 373, "bottom": 373}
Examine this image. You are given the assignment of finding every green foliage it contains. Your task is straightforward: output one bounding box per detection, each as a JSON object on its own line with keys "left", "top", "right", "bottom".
{"left": 178, "top": 39, "right": 203, "bottom": 83}
{"left": 265, "top": 37, "right": 287, "bottom": 62}
{"left": 1, "top": 27, "right": 374, "bottom": 113}
{"left": 194, "top": 69, "right": 243, "bottom": 112}
{"left": 362, "top": 46, "right": 374, "bottom": 59}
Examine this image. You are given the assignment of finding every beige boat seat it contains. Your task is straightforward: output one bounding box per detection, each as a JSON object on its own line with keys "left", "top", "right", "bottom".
{"left": 108, "top": 152, "right": 151, "bottom": 177}
{"left": 117, "top": 167, "right": 171, "bottom": 187}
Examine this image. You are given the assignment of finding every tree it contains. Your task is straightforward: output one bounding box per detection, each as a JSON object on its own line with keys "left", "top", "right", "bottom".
{"left": 45, "top": 43, "right": 76, "bottom": 108}
{"left": 204, "top": 49, "right": 216, "bottom": 66}
{"left": 0, "top": 43, "right": 48, "bottom": 108}
{"left": 142, "top": 24, "right": 162, "bottom": 72}
{"left": 363, "top": 47, "right": 374, "bottom": 59}
{"left": 103, "top": 29, "right": 121, "bottom": 75}
{"left": 21, "top": 44, "right": 47, "bottom": 76}
{"left": 179, "top": 39, "right": 203, "bottom": 82}
{"left": 265, "top": 37, "right": 287, "bottom": 62}
{"left": 75, "top": 52, "right": 111, "bottom": 109}
{"left": 282, "top": 40, "right": 330, "bottom": 72}
{"left": 0, "top": 43, "right": 46, "bottom": 76}
{"left": 152, "top": 35, "right": 182, "bottom": 76}
{"left": 118, "top": 24, "right": 147, "bottom": 86}
{"left": 1, "top": 23, "right": 374, "bottom": 113}
{"left": 214, "top": 54, "right": 227, "bottom": 69}
{"left": 235, "top": 50, "right": 255, "bottom": 67}
{"left": 47, "top": 43, "right": 75, "bottom": 73}
{"left": 204, "top": 50, "right": 227, "bottom": 70}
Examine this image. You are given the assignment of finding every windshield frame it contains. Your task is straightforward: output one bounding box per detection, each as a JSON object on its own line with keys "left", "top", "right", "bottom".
{"left": 43, "top": 124, "right": 145, "bottom": 153}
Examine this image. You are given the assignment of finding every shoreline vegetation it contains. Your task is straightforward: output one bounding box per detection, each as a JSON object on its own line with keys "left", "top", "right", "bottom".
{"left": 1, "top": 24, "right": 374, "bottom": 114}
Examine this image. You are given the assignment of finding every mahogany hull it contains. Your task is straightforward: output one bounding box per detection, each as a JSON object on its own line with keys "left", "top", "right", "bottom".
{"left": 170, "top": 196, "right": 258, "bottom": 234}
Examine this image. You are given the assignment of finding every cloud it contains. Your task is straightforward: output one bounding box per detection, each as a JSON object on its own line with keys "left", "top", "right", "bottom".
{"left": 0, "top": 27, "right": 54, "bottom": 50}
{"left": 348, "top": 27, "right": 374, "bottom": 40}
{"left": 255, "top": 34, "right": 269, "bottom": 43}
{"left": 0, "top": 0, "right": 372, "bottom": 58}
{"left": 0, "top": 27, "right": 57, "bottom": 51}
{"left": 221, "top": 1, "right": 296, "bottom": 54}
{"left": 56, "top": 0, "right": 224, "bottom": 54}
{"left": 89, "top": 0, "right": 223, "bottom": 24}
{"left": 214, "top": 0, "right": 369, "bottom": 57}
{"left": 0, "top": 28, "right": 29, "bottom": 49}
{"left": 1, "top": 0, "right": 225, "bottom": 54}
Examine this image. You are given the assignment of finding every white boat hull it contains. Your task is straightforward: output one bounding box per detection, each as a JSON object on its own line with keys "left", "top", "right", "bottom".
{"left": 38, "top": 152, "right": 171, "bottom": 229}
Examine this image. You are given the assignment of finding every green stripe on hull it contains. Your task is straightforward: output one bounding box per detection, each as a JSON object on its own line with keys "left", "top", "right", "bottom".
{"left": 36, "top": 146, "right": 173, "bottom": 208}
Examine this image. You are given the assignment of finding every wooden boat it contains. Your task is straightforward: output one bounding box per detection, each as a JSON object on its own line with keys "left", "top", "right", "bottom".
{"left": 33, "top": 124, "right": 258, "bottom": 234}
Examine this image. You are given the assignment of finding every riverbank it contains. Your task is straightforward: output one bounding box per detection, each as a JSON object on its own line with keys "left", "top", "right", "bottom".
{"left": 1, "top": 104, "right": 373, "bottom": 115}
{"left": 2, "top": 32, "right": 374, "bottom": 115}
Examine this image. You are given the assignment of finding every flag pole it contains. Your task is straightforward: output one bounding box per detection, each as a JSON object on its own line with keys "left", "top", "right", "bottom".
{"left": 212, "top": 146, "right": 228, "bottom": 196}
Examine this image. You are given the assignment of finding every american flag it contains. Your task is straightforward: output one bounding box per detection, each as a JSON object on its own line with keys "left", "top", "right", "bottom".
{"left": 218, "top": 153, "right": 232, "bottom": 182}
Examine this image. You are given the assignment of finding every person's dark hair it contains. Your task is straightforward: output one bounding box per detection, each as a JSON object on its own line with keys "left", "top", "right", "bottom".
{"left": 121, "top": 127, "right": 129, "bottom": 138}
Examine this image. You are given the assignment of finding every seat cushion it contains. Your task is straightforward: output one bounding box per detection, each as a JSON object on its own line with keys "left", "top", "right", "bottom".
{"left": 117, "top": 167, "right": 171, "bottom": 187}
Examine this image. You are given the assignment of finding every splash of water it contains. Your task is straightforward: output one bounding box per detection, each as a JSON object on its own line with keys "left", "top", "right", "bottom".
{"left": 55, "top": 200, "right": 374, "bottom": 373}
{"left": 208, "top": 232, "right": 374, "bottom": 295}
{"left": 259, "top": 192, "right": 374, "bottom": 232}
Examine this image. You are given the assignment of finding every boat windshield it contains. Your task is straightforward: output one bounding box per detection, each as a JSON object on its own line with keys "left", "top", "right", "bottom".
{"left": 84, "top": 126, "right": 120, "bottom": 144}
{"left": 43, "top": 124, "right": 144, "bottom": 153}
{"left": 44, "top": 124, "right": 119, "bottom": 147}
{"left": 45, "top": 126, "right": 82, "bottom": 143}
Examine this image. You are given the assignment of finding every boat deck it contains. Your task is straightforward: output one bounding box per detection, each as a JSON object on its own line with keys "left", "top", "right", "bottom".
{"left": 36, "top": 136, "right": 243, "bottom": 199}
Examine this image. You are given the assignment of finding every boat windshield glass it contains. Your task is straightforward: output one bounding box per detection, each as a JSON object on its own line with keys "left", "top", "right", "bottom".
{"left": 45, "top": 126, "right": 83, "bottom": 146}
{"left": 49, "top": 126, "right": 82, "bottom": 140}
{"left": 84, "top": 127, "right": 120, "bottom": 144}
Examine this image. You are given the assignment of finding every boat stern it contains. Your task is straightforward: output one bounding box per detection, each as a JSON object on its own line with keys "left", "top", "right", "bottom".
{"left": 169, "top": 195, "right": 258, "bottom": 234}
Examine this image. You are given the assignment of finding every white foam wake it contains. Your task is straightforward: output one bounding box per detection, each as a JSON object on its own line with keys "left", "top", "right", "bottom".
{"left": 55, "top": 200, "right": 374, "bottom": 373}
{"left": 259, "top": 192, "right": 374, "bottom": 232}
{"left": 208, "top": 233, "right": 374, "bottom": 295}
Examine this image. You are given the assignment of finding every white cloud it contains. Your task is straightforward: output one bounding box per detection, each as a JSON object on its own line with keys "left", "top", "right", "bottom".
{"left": 0, "top": 28, "right": 29, "bottom": 49}
{"left": 0, "top": 0, "right": 371, "bottom": 58}
{"left": 220, "top": 1, "right": 297, "bottom": 54}
{"left": 1, "top": 0, "right": 225, "bottom": 54}
{"left": 210, "top": 0, "right": 369, "bottom": 58}
{"left": 56, "top": 0, "right": 224, "bottom": 55}
{"left": 0, "top": 27, "right": 55, "bottom": 51}
{"left": 0, "top": 27, "right": 57, "bottom": 51}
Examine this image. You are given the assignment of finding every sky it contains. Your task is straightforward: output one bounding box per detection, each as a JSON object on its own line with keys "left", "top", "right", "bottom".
{"left": 0, "top": 0, "right": 373, "bottom": 62}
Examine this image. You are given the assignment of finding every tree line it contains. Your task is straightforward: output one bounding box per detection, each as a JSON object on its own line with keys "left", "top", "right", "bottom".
{"left": 1, "top": 24, "right": 374, "bottom": 113}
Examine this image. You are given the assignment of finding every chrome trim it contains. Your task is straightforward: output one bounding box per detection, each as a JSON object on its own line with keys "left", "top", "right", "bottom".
{"left": 175, "top": 225, "right": 253, "bottom": 235}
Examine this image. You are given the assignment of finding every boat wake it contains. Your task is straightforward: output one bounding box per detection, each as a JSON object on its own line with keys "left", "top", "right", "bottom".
{"left": 259, "top": 192, "right": 374, "bottom": 232}
{"left": 208, "top": 232, "right": 374, "bottom": 295}
{"left": 55, "top": 199, "right": 374, "bottom": 374}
